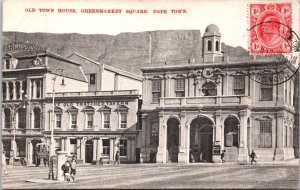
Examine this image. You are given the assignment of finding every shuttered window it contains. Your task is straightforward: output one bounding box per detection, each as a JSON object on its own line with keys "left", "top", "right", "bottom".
{"left": 152, "top": 80, "right": 161, "bottom": 103}
{"left": 175, "top": 78, "right": 185, "bottom": 97}
{"left": 260, "top": 75, "right": 273, "bottom": 101}
{"left": 259, "top": 121, "right": 272, "bottom": 148}
{"left": 233, "top": 75, "right": 245, "bottom": 95}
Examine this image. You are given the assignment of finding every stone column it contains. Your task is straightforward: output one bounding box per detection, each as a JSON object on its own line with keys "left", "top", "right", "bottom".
{"left": 185, "top": 77, "right": 189, "bottom": 97}
{"left": 178, "top": 112, "right": 187, "bottom": 163}
{"left": 97, "top": 138, "right": 102, "bottom": 160}
{"left": 156, "top": 113, "right": 167, "bottom": 163}
{"left": 76, "top": 138, "right": 81, "bottom": 160}
{"left": 13, "top": 81, "right": 16, "bottom": 100}
{"left": 30, "top": 111, "right": 34, "bottom": 129}
{"left": 80, "top": 138, "right": 85, "bottom": 163}
{"left": 6, "top": 81, "right": 9, "bottom": 100}
{"left": 162, "top": 76, "right": 166, "bottom": 97}
{"left": 61, "top": 137, "right": 65, "bottom": 151}
{"left": 15, "top": 112, "right": 19, "bottom": 129}
{"left": 27, "top": 139, "right": 33, "bottom": 165}
{"left": 237, "top": 110, "right": 249, "bottom": 164}
{"left": 195, "top": 78, "right": 200, "bottom": 97}
{"left": 213, "top": 111, "right": 222, "bottom": 163}
{"left": 65, "top": 137, "right": 70, "bottom": 156}
{"left": 93, "top": 138, "right": 97, "bottom": 162}
{"left": 275, "top": 111, "right": 285, "bottom": 160}
{"left": 109, "top": 138, "right": 114, "bottom": 161}
{"left": 19, "top": 81, "right": 23, "bottom": 100}
{"left": 32, "top": 80, "right": 37, "bottom": 99}
{"left": 188, "top": 77, "right": 194, "bottom": 97}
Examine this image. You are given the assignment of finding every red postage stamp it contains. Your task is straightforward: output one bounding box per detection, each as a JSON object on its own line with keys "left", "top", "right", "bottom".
{"left": 249, "top": 3, "right": 292, "bottom": 54}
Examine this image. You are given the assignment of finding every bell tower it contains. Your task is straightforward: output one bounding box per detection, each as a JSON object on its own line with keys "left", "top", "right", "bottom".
{"left": 203, "top": 24, "right": 222, "bottom": 63}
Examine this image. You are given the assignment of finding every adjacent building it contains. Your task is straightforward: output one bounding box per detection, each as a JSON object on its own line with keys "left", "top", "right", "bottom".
{"left": 2, "top": 42, "right": 142, "bottom": 165}
{"left": 139, "top": 24, "right": 299, "bottom": 163}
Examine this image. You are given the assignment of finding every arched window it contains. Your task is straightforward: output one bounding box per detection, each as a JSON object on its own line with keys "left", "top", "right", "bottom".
{"left": 16, "top": 81, "right": 20, "bottom": 99}
{"left": 216, "top": 41, "right": 219, "bottom": 51}
{"left": 2, "top": 82, "right": 7, "bottom": 100}
{"left": 202, "top": 82, "right": 217, "bottom": 96}
{"left": 207, "top": 39, "right": 212, "bottom": 51}
{"left": 18, "top": 108, "right": 26, "bottom": 128}
{"left": 5, "top": 60, "right": 10, "bottom": 70}
{"left": 9, "top": 82, "right": 13, "bottom": 100}
{"left": 34, "top": 107, "right": 41, "bottom": 128}
{"left": 4, "top": 108, "right": 11, "bottom": 128}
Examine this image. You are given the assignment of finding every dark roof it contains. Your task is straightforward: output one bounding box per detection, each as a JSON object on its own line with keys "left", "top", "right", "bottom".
{"left": 3, "top": 50, "right": 87, "bottom": 82}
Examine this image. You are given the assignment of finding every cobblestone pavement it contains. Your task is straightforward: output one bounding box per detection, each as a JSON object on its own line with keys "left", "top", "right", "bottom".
{"left": 2, "top": 160, "right": 299, "bottom": 189}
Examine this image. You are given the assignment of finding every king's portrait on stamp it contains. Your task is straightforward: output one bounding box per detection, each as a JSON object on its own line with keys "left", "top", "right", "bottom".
{"left": 1, "top": 0, "right": 299, "bottom": 189}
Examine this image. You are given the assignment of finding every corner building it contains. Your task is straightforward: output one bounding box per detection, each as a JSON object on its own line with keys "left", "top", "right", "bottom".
{"left": 140, "top": 24, "right": 299, "bottom": 163}
{"left": 2, "top": 43, "right": 142, "bottom": 165}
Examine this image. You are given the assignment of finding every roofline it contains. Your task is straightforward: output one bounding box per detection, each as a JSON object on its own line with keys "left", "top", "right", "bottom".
{"left": 103, "top": 64, "right": 143, "bottom": 81}
{"left": 2, "top": 50, "right": 83, "bottom": 66}
{"left": 141, "top": 60, "right": 288, "bottom": 72}
{"left": 70, "top": 53, "right": 143, "bottom": 81}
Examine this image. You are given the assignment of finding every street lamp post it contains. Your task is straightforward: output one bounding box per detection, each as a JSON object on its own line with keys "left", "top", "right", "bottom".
{"left": 48, "top": 68, "right": 64, "bottom": 180}
{"left": 49, "top": 68, "right": 64, "bottom": 158}
{"left": 11, "top": 97, "right": 27, "bottom": 166}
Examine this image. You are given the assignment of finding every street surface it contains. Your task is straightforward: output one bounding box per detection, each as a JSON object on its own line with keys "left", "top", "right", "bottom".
{"left": 2, "top": 160, "right": 299, "bottom": 189}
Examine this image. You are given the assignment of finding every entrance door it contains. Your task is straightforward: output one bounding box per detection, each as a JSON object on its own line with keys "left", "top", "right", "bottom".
{"left": 85, "top": 140, "right": 93, "bottom": 163}
{"left": 167, "top": 118, "right": 179, "bottom": 163}
{"left": 190, "top": 117, "right": 213, "bottom": 163}
{"left": 135, "top": 148, "right": 141, "bottom": 163}
{"left": 31, "top": 139, "right": 42, "bottom": 164}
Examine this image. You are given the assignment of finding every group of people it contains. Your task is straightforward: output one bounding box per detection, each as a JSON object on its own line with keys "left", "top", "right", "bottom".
{"left": 220, "top": 149, "right": 257, "bottom": 164}
{"left": 62, "top": 156, "right": 77, "bottom": 182}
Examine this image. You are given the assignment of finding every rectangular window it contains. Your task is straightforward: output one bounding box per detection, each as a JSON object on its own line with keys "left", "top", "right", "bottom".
{"left": 87, "top": 113, "right": 93, "bottom": 128}
{"left": 259, "top": 120, "right": 272, "bottom": 148}
{"left": 90, "top": 74, "right": 96, "bottom": 85}
{"left": 70, "top": 139, "right": 77, "bottom": 156}
{"left": 55, "top": 139, "right": 62, "bottom": 153}
{"left": 233, "top": 75, "right": 245, "bottom": 95}
{"left": 71, "top": 114, "right": 77, "bottom": 129}
{"left": 103, "top": 113, "right": 110, "bottom": 128}
{"left": 120, "top": 113, "right": 127, "bottom": 128}
{"left": 119, "top": 139, "right": 127, "bottom": 157}
{"left": 175, "top": 78, "right": 185, "bottom": 97}
{"left": 150, "top": 122, "right": 159, "bottom": 146}
{"left": 260, "top": 75, "right": 273, "bottom": 101}
{"left": 152, "top": 80, "right": 161, "bottom": 103}
{"left": 56, "top": 114, "right": 62, "bottom": 128}
{"left": 102, "top": 139, "right": 110, "bottom": 156}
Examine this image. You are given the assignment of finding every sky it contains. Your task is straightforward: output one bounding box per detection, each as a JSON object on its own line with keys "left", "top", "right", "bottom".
{"left": 3, "top": 0, "right": 300, "bottom": 49}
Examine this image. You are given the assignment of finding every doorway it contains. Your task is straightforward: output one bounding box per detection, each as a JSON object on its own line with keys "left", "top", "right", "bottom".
{"left": 85, "top": 140, "right": 93, "bottom": 163}
{"left": 190, "top": 117, "right": 213, "bottom": 163}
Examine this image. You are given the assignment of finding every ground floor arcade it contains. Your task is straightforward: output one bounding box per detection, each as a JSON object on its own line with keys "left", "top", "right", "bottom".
{"left": 2, "top": 134, "right": 138, "bottom": 165}
{"left": 140, "top": 109, "right": 296, "bottom": 163}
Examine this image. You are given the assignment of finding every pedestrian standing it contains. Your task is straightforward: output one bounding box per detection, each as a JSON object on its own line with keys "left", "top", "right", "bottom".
{"left": 63, "top": 161, "right": 71, "bottom": 181}
{"left": 99, "top": 153, "right": 103, "bottom": 165}
{"left": 221, "top": 150, "right": 225, "bottom": 163}
{"left": 70, "top": 158, "right": 77, "bottom": 182}
{"left": 114, "top": 151, "right": 120, "bottom": 165}
{"left": 250, "top": 150, "right": 257, "bottom": 165}
{"left": 2, "top": 151, "right": 8, "bottom": 175}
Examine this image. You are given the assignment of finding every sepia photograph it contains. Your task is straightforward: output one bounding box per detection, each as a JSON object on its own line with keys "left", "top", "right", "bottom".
{"left": 1, "top": 0, "right": 300, "bottom": 189}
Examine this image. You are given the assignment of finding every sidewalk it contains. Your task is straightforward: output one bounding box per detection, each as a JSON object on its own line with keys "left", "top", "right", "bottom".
{"left": 25, "top": 178, "right": 65, "bottom": 184}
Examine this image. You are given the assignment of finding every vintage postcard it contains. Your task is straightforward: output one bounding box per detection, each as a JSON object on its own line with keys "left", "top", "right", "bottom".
{"left": 1, "top": 0, "right": 299, "bottom": 189}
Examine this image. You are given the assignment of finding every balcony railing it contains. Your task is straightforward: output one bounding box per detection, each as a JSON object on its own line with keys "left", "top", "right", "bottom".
{"left": 159, "top": 95, "right": 251, "bottom": 107}
{"left": 46, "top": 90, "right": 139, "bottom": 98}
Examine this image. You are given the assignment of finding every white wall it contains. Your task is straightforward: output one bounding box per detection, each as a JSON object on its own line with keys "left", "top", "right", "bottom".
{"left": 45, "top": 73, "right": 88, "bottom": 93}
